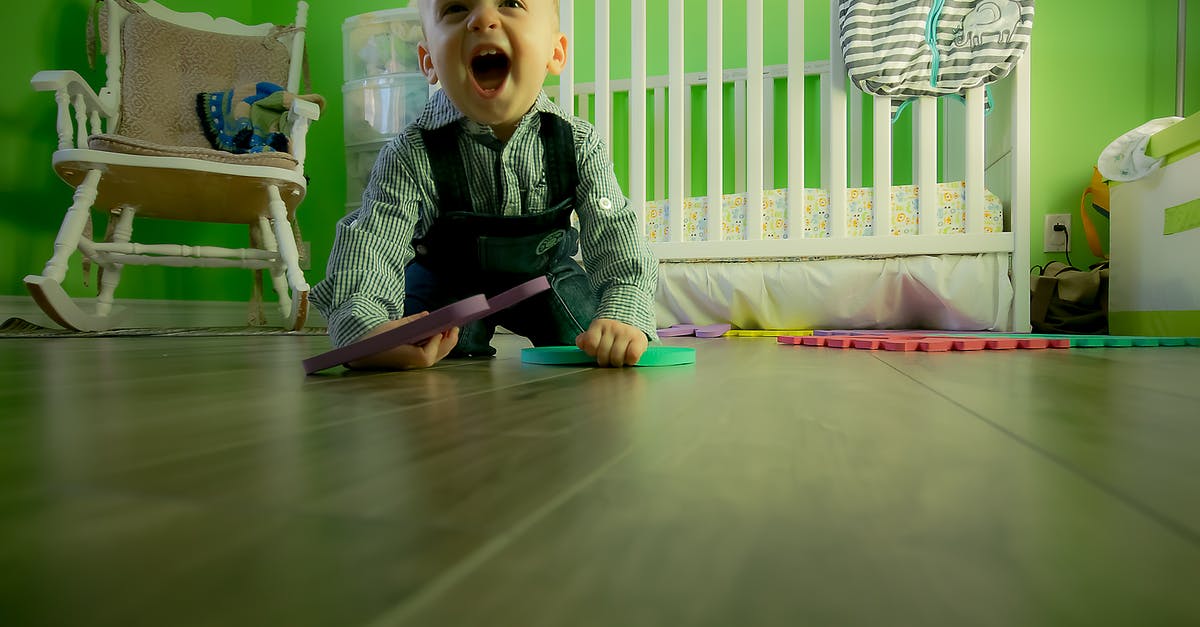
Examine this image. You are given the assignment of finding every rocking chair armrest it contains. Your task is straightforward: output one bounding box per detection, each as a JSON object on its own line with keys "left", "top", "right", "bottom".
{"left": 31, "top": 70, "right": 116, "bottom": 118}
{"left": 287, "top": 99, "right": 321, "bottom": 168}
{"left": 290, "top": 98, "right": 321, "bottom": 122}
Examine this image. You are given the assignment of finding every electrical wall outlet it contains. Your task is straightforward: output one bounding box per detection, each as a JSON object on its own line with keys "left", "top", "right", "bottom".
{"left": 1043, "top": 214, "right": 1071, "bottom": 253}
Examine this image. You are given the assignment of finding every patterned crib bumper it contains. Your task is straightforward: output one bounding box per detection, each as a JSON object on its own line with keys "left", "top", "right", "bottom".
{"left": 641, "top": 181, "right": 1004, "bottom": 242}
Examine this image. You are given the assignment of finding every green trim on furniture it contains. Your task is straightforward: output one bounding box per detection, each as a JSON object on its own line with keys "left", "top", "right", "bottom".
{"left": 1110, "top": 310, "right": 1200, "bottom": 336}
{"left": 1146, "top": 110, "right": 1200, "bottom": 158}
{"left": 1161, "top": 142, "right": 1200, "bottom": 166}
{"left": 1164, "top": 198, "right": 1200, "bottom": 235}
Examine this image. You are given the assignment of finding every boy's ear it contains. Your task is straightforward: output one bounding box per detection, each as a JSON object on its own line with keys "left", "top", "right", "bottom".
{"left": 418, "top": 41, "right": 439, "bottom": 85}
{"left": 546, "top": 33, "right": 568, "bottom": 76}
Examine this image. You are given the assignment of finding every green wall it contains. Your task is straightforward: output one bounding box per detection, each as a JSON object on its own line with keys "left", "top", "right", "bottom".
{"left": 3, "top": 0, "right": 262, "bottom": 302}
{"left": 4, "top": 0, "right": 1194, "bottom": 304}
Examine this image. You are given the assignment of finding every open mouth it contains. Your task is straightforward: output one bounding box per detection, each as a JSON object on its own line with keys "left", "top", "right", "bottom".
{"left": 470, "top": 48, "right": 511, "bottom": 95}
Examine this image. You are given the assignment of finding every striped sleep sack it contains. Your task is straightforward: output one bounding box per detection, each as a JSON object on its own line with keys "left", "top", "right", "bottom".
{"left": 838, "top": 0, "right": 1034, "bottom": 115}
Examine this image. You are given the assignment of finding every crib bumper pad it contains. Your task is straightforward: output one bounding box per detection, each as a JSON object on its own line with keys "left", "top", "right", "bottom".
{"left": 641, "top": 181, "right": 1002, "bottom": 243}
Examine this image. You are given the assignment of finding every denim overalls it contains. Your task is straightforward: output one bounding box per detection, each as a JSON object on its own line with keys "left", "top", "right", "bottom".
{"left": 404, "top": 113, "right": 598, "bottom": 356}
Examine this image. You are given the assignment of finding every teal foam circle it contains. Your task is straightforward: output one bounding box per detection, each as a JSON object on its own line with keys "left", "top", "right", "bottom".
{"left": 521, "top": 345, "right": 696, "bottom": 367}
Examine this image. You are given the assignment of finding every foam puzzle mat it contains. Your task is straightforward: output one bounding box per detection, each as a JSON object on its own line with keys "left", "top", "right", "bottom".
{"left": 725, "top": 329, "right": 815, "bottom": 337}
{"left": 778, "top": 331, "right": 1200, "bottom": 352}
{"left": 656, "top": 326, "right": 814, "bottom": 338}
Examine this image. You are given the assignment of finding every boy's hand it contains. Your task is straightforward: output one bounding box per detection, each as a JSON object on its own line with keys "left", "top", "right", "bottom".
{"left": 575, "top": 318, "right": 648, "bottom": 367}
{"left": 346, "top": 312, "right": 460, "bottom": 370}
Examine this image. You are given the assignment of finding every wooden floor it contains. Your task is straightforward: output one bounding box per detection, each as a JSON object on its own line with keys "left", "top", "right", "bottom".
{"left": 1, "top": 333, "right": 1198, "bottom": 626}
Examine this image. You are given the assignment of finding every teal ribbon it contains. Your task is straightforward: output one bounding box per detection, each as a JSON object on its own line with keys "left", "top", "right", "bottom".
{"left": 926, "top": 0, "right": 946, "bottom": 87}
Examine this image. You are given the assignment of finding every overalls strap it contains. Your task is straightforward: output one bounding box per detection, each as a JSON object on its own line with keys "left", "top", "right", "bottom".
{"left": 420, "top": 112, "right": 578, "bottom": 213}
{"left": 414, "top": 112, "right": 582, "bottom": 276}
{"left": 423, "top": 123, "right": 474, "bottom": 213}
{"left": 539, "top": 112, "right": 578, "bottom": 206}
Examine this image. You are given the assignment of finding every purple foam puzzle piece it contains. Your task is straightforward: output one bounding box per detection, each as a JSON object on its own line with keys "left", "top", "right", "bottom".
{"left": 657, "top": 324, "right": 699, "bottom": 337}
{"left": 302, "top": 276, "right": 552, "bottom": 375}
{"left": 302, "top": 295, "right": 489, "bottom": 374}
{"left": 694, "top": 323, "right": 732, "bottom": 338}
{"left": 483, "top": 275, "right": 551, "bottom": 314}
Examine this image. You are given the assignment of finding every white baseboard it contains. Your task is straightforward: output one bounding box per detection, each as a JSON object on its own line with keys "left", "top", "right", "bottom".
{"left": 0, "top": 295, "right": 327, "bottom": 329}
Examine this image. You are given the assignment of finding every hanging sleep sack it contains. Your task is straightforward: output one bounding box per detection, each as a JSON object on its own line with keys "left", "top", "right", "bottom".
{"left": 838, "top": 0, "right": 1034, "bottom": 116}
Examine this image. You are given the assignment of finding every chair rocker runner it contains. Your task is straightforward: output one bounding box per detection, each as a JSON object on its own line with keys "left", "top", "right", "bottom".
{"left": 26, "top": 0, "right": 320, "bottom": 331}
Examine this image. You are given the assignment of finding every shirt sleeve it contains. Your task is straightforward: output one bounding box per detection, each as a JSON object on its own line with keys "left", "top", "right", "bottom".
{"left": 572, "top": 122, "right": 660, "bottom": 339}
{"left": 309, "top": 138, "right": 423, "bottom": 347}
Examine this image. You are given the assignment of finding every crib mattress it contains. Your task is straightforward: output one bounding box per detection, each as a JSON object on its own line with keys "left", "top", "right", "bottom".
{"left": 655, "top": 252, "right": 1014, "bottom": 331}
{"left": 643, "top": 181, "right": 1003, "bottom": 241}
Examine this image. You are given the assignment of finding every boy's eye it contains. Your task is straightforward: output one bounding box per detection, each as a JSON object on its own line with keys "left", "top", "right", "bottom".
{"left": 499, "top": 0, "right": 524, "bottom": 8}
{"left": 440, "top": 3, "right": 467, "bottom": 17}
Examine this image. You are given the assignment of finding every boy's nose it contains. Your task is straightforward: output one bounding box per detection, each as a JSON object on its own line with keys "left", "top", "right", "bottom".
{"left": 467, "top": 6, "right": 501, "bottom": 31}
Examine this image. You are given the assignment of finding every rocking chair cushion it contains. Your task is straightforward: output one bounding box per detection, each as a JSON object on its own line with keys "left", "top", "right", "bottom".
{"left": 88, "top": 133, "right": 299, "bottom": 170}
{"left": 115, "top": 3, "right": 293, "bottom": 148}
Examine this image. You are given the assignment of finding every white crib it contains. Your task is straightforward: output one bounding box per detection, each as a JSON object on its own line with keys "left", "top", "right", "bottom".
{"left": 549, "top": 0, "right": 1032, "bottom": 332}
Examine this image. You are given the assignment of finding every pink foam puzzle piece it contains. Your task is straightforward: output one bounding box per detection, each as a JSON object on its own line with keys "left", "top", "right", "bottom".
{"left": 302, "top": 276, "right": 551, "bottom": 375}
{"left": 800, "top": 336, "right": 826, "bottom": 346}
{"left": 695, "top": 323, "right": 732, "bottom": 338}
{"left": 950, "top": 338, "right": 987, "bottom": 351}
{"left": 917, "top": 339, "right": 954, "bottom": 352}
{"left": 881, "top": 339, "right": 920, "bottom": 351}
{"left": 776, "top": 335, "right": 807, "bottom": 345}
{"left": 657, "top": 324, "right": 698, "bottom": 337}
{"left": 1017, "top": 338, "right": 1051, "bottom": 349}
{"left": 851, "top": 338, "right": 882, "bottom": 350}
{"left": 825, "top": 336, "right": 858, "bottom": 348}
{"left": 984, "top": 338, "right": 1019, "bottom": 350}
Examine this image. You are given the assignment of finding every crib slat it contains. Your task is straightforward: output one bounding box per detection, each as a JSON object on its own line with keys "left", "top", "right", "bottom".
{"left": 595, "top": 0, "right": 611, "bottom": 153}
{"left": 787, "top": 0, "right": 804, "bottom": 238}
{"left": 558, "top": 1, "right": 573, "bottom": 112}
{"left": 849, "top": 85, "right": 863, "bottom": 187}
{"left": 826, "top": 0, "right": 847, "bottom": 240}
{"left": 746, "top": 0, "right": 764, "bottom": 241}
{"left": 965, "top": 86, "right": 985, "bottom": 234}
{"left": 820, "top": 77, "right": 829, "bottom": 190}
{"left": 734, "top": 79, "right": 746, "bottom": 194}
{"left": 707, "top": 0, "right": 724, "bottom": 241}
{"left": 578, "top": 94, "right": 589, "bottom": 124}
{"left": 915, "top": 97, "right": 937, "bottom": 236}
{"left": 873, "top": 96, "right": 892, "bottom": 237}
{"left": 764, "top": 76, "right": 775, "bottom": 189}
{"left": 630, "top": 0, "right": 647, "bottom": 228}
{"left": 685, "top": 78, "right": 693, "bottom": 197}
{"left": 655, "top": 87, "right": 665, "bottom": 201}
{"left": 1012, "top": 49, "right": 1033, "bottom": 332}
{"left": 669, "top": 0, "right": 685, "bottom": 242}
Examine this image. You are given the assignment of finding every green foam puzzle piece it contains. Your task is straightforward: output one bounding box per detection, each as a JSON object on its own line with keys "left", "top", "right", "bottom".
{"left": 521, "top": 345, "right": 697, "bottom": 367}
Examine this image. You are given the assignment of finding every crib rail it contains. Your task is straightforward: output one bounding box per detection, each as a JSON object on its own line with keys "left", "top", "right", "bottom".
{"left": 549, "top": 1, "right": 1027, "bottom": 255}
{"left": 550, "top": 0, "right": 1030, "bottom": 330}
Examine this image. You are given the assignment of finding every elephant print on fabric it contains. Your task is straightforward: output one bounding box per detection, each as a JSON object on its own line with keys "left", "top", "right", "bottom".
{"left": 953, "top": 0, "right": 1022, "bottom": 48}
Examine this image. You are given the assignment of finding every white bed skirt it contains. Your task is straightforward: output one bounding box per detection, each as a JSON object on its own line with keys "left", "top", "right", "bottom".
{"left": 655, "top": 253, "right": 1013, "bottom": 331}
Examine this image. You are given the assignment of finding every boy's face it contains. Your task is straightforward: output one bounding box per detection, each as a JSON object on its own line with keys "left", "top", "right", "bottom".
{"left": 418, "top": 0, "right": 567, "bottom": 139}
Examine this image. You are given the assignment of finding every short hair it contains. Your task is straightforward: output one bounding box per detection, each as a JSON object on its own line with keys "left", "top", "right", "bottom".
{"left": 417, "top": 0, "right": 562, "bottom": 30}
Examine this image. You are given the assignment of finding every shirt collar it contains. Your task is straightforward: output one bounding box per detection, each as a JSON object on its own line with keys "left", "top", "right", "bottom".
{"left": 413, "top": 89, "right": 572, "bottom": 137}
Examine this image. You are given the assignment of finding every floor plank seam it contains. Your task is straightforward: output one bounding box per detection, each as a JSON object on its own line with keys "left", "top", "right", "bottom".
{"left": 360, "top": 444, "right": 639, "bottom": 627}
{"left": 109, "top": 369, "right": 591, "bottom": 476}
{"left": 873, "top": 355, "right": 1200, "bottom": 548}
{"left": 40, "top": 480, "right": 485, "bottom": 533}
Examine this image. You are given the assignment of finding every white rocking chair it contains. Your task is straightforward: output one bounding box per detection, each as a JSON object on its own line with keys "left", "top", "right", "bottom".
{"left": 26, "top": 0, "right": 320, "bottom": 331}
